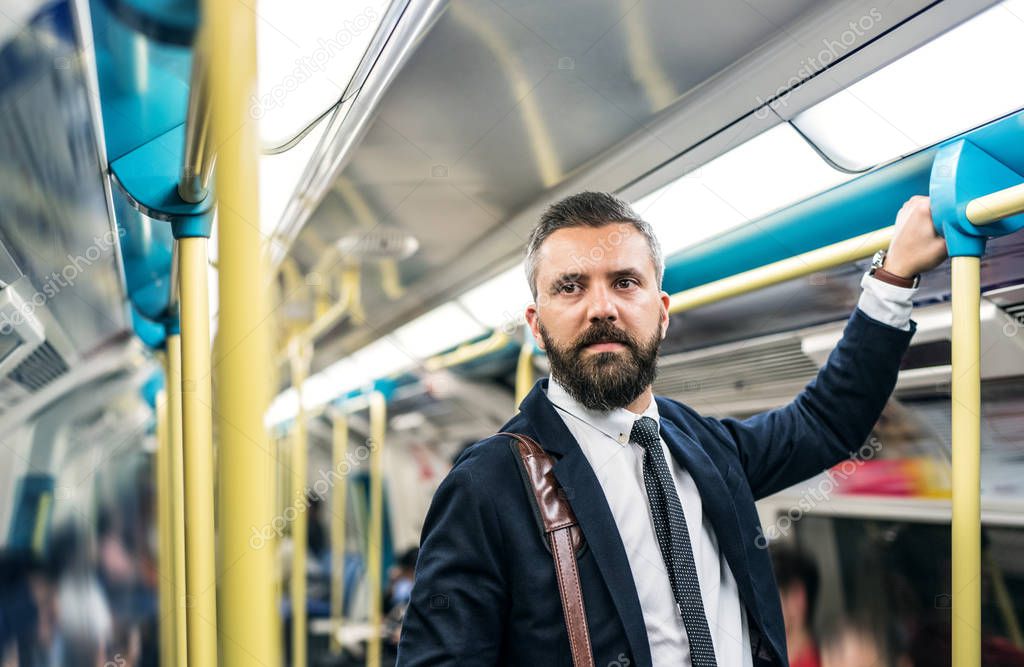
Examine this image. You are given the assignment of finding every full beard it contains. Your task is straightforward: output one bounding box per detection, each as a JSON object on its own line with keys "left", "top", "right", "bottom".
{"left": 539, "top": 319, "right": 661, "bottom": 411}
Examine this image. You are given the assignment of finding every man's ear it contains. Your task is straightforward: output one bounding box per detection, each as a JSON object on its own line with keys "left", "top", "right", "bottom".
{"left": 525, "top": 303, "right": 544, "bottom": 350}
{"left": 659, "top": 291, "right": 671, "bottom": 340}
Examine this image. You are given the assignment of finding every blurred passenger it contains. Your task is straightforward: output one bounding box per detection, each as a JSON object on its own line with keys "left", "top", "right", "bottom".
{"left": 385, "top": 548, "right": 419, "bottom": 648}
{"left": 97, "top": 509, "right": 134, "bottom": 589}
{"left": 307, "top": 494, "right": 329, "bottom": 565}
{"left": 820, "top": 615, "right": 917, "bottom": 667}
{"left": 47, "top": 519, "right": 117, "bottom": 667}
{"left": 771, "top": 545, "right": 821, "bottom": 667}
{"left": 95, "top": 508, "right": 146, "bottom": 666}
{"left": 54, "top": 574, "right": 113, "bottom": 666}
{"left": 387, "top": 547, "right": 418, "bottom": 614}
{"left": 0, "top": 550, "right": 56, "bottom": 666}
{"left": 820, "top": 617, "right": 889, "bottom": 667}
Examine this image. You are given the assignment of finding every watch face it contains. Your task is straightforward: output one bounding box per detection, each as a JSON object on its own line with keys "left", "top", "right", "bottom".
{"left": 871, "top": 250, "right": 886, "bottom": 269}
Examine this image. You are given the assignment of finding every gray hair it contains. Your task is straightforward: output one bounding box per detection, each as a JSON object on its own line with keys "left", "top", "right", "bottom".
{"left": 524, "top": 191, "right": 664, "bottom": 299}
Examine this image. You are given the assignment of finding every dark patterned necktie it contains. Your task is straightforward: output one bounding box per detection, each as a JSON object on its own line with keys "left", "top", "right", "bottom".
{"left": 630, "top": 416, "right": 718, "bottom": 667}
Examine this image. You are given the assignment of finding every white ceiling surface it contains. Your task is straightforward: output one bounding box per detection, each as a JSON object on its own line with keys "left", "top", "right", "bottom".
{"left": 264, "top": 0, "right": 1012, "bottom": 423}
{"left": 278, "top": 0, "right": 993, "bottom": 376}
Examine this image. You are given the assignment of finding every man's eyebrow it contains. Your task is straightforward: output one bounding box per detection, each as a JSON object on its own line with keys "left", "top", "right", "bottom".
{"left": 610, "top": 267, "right": 644, "bottom": 279}
{"left": 552, "top": 271, "right": 587, "bottom": 285}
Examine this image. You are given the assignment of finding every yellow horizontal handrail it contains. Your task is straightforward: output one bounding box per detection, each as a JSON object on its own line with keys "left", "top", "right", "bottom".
{"left": 423, "top": 330, "right": 511, "bottom": 372}
{"left": 966, "top": 182, "right": 1024, "bottom": 226}
{"left": 668, "top": 227, "right": 894, "bottom": 314}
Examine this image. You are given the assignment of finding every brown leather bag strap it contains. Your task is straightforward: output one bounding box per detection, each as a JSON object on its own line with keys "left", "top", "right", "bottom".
{"left": 499, "top": 432, "right": 595, "bottom": 667}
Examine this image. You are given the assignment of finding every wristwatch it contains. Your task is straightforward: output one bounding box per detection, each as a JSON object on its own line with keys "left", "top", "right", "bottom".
{"left": 870, "top": 249, "right": 920, "bottom": 288}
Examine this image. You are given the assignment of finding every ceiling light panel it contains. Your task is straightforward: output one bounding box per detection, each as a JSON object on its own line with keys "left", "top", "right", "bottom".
{"left": 792, "top": 0, "right": 1024, "bottom": 170}
{"left": 634, "top": 124, "right": 853, "bottom": 258}
{"left": 391, "top": 303, "right": 488, "bottom": 359}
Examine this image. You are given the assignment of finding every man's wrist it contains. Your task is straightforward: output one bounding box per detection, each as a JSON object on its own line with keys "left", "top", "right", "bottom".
{"left": 873, "top": 265, "right": 918, "bottom": 288}
{"left": 871, "top": 249, "right": 920, "bottom": 288}
{"left": 881, "top": 258, "right": 917, "bottom": 279}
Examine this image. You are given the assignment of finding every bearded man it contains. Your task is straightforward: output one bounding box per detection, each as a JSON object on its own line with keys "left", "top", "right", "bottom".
{"left": 397, "top": 192, "right": 947, "bottom": 667}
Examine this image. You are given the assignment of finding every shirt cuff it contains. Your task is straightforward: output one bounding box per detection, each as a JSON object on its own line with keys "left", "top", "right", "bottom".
{"left": 857, "top": 271, "right": 918, "bottom": 331}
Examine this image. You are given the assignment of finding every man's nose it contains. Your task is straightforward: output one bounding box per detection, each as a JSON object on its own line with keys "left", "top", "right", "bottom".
{"left": 585, "top": 284, "right": 618, "bottom": 322}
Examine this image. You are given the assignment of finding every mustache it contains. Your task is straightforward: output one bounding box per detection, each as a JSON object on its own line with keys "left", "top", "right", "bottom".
{"left": 572, "top": 321, "right": 636, "bottom": 353}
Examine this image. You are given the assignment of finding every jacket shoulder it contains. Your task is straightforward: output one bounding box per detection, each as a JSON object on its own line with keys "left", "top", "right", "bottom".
{"left": 656, "top": 394, "right": 743, "bottom": 462}
{"left": 656, "top": 393, "right": 718, "bottom": 436}
{"left": 450, "top": 431, "right": 522, "bottom": 488}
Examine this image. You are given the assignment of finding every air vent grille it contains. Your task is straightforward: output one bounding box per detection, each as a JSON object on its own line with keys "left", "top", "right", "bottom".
{"left": 10, "top": 342, "right": 69, "bottom": 391}
{"left": 655, "top": 336, "right": 820, "bottom": 413}
{"left": 1005, "top": 301, "right": 1024, "bottom": 323}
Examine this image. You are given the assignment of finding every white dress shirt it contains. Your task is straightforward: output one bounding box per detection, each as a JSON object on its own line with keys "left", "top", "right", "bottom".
{"left": 543, "top": 273, "right": 917, "bottom": 666}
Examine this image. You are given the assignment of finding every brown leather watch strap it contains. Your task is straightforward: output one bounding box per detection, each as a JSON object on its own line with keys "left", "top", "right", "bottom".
{"left": 499, "top": 432, "right": 595, "bottom": 667}
{"left": 871, "top": 265, "right": 918, "bottom": 288}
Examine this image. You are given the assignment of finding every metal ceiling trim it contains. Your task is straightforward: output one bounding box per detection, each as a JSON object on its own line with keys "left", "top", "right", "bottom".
{"left": 269, "top": 0, "right": 450, "bottom": 271}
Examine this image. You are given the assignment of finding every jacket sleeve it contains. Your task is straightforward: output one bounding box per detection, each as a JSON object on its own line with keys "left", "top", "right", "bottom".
{"left": 396, "top": 450, "right": 509, "bottom": 665}
{"left": 701, "top": 308, "right": 915, "bottom": 499}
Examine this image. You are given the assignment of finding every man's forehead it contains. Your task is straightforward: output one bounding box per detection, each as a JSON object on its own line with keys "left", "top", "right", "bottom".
{"left": 537, "top": 224, "right": 654, "bottom": 275}
{"left": 543, "top": 221, "right": 639, "bottom": 244}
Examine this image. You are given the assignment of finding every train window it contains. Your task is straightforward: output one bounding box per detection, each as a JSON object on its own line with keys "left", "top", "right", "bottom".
{"left": 792, "top": 0, "right": 1024, "bottom": 171}
{"left": 788, "top": 515, "right": 1024, "bottom": 667}
{"left": 255, "top": 0, "right": 393, "bottom": 148}
{"left": 633, "top": 123, "right": 852, "bottom": 257}
{"left": 897, "top": 378, "right": 1024, "bottom": 500}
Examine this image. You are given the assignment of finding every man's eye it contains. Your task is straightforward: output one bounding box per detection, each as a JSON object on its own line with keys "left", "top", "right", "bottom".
{"left": 558, "top": 283, "right": 579, "bottom": 294}
{"left": 615, "top": 278, "right": 638, "bottom": 289}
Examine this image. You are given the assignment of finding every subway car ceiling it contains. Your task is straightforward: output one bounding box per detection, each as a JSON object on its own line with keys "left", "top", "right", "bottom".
{"left": 2, "top": 0, "right": 1024, "bottom": 534}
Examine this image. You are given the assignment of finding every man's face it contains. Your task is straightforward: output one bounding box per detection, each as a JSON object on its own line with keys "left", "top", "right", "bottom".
{"left": 525, "top": 222, "right": 670, "bottom": 411}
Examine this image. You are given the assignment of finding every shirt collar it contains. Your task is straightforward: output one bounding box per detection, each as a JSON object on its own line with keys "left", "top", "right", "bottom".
{"left": 545, "top": 374, "right": 660, "bottom": 446}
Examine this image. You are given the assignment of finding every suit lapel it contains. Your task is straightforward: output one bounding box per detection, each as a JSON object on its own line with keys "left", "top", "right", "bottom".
{"left": 518, "top": 380, "right": 653, "bottom": 667}
{"left": 656, "top": 404, "right": 759, "bottom": 622}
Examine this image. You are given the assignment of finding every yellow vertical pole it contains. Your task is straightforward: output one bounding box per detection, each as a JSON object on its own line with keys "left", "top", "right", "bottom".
{"left": 330, "top": 413, "right": 349, "bottom": 656}
{"left": 178, "top": 237, "right": 218, "bottom": 667}
{"left": 155, "top": 387, "right": 174, "bottom": 667}
{"left": 167, "top": 334, "right": 188, "bottom": 667}
{"left": 514, "top": 339, "right": 534, "bottom": 407}
{"left": 290, "top": 344, "right": 310, "bottom": 667}
{"left": 278, "top": 434, "right": 290, "bottom": 526}
{"left": 951, "top": 256, "right": 981, "bottom": 667}
{"left": 207, "top": 0, "right": 278, "bottom": 663}
{"left": 273, "top": 434, "right": 287, "bottom": 663}
{"left": 366, "top": 392, "right": 386, "bottom": 667}
{"left": 31, "top": 493, "right": 51, "bottom": 554}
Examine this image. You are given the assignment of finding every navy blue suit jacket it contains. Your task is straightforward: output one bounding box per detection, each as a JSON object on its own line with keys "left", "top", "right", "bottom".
{"left": 397, "top": 308, "right": 915, "bottom": 666}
